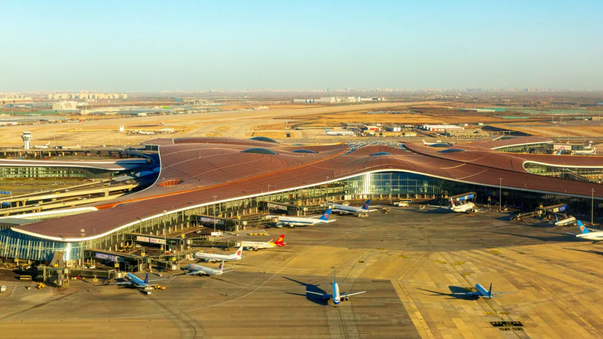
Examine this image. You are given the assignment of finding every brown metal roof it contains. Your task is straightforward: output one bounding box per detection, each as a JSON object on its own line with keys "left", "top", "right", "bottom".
{"left": 12, "top": 138, "right": 603, "bottom": 241}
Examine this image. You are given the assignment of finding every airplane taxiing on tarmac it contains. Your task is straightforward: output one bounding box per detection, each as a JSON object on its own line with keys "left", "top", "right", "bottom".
{"left": 331, "top": 200, "right": 371, "bottom": 215}
{"left": 194, "top": 245, "right": 243, "bottom": 262}
{"left": 453, "top": 283, "right": 517, "bottom": 299}
{"left": 306, "top": 270, "right": 366, "bottom": 305}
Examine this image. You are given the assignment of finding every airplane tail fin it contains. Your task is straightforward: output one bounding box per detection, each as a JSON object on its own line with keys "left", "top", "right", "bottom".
{"left": 324, "top": 128, "right": 330, "bottom": 133}
{"left": 320, "top": 209, "right": 332, "bottom": 221}
{"left": 235, "top": 245, "right": 243, "bottom": 259}
{"left": 578, "top": 220, "right": 590, "bottom": 233}
{"left": 274, "top": 234, "right": 286, "bottom": 246}
{"left": 144, "top": 273, "right": 149, "bottom": 285}
{"left": 219, "top": 261, "right": 224, "bottom": 273}
{"left": 488, "top": 283, "right": 493, "bottom": 298}
{"left": 422, "top": 139, "right": 427, "bottom": 145}
{"left": 361, "top": 199, "right": 371, "bottom": 210}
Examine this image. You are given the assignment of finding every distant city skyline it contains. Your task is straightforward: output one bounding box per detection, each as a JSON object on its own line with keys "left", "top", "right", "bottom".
{"left": 1, "top": 0, "right": 602, "bottom": 92}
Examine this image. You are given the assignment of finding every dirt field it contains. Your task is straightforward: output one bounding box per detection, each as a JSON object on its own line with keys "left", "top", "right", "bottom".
{"left": 0, "top": 102, "right": 424, "bottom": 147}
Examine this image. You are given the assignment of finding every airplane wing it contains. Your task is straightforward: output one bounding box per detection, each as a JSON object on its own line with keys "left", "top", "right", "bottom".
{"left": 341, "top": 290, "right": 366, "bottom": 298}
{"left": 452, "top": 291, "right": 479, "bottom": 296}
{"left": 148, "top": 278, "right": 169, "bottom": 282}
{"left": 108, "top": 281, "right": 133, "bottom": 286}
{"left": 492, "top": 291, "right": 518, "bottom": 295}
{"left": 306, "top": 290, "right": 331, "bottom": 298}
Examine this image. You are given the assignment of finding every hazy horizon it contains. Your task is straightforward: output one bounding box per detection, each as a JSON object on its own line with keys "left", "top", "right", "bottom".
{"left": 1, "top": 0, "right": 602, "bottom": 92}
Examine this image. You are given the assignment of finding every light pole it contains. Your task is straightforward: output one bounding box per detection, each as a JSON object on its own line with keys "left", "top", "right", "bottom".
{"left": 213, "top": 196, "right": 218, "bottom": 233}
{"left": 163, "top": 210, "right": 167, "bottom": 253}
{"left": 80, "top": 228, "right": 86, "bottom": 267}
{"left": 592, "top": 188, "right": 595, "bottom": 225}
{"left": 267, "top": 185, "right": 271, "bottom": 194}
{"left": 136, "top": 217, "right": 142, "bottom": 233}
{"left": 498, "top": 178, "right": 503, "bottom": 212}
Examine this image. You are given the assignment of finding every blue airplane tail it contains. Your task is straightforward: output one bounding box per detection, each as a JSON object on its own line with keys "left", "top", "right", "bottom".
{"left": 320, "top": 209, "right": 332, "bottom": 221}
{"left": 577, "top": 220, "right": 590, "bottom": 234}
{"left": 324, "top": 128, "right": 330, "bottom": 133}
{"left": 488, "top": 283, "right": 493, "bottom": 298}
{"left": 144, "top": 273, "right": 149, "bottom": 284}
{"left": 361, "top": 199, "right": 371, "bottom": 210}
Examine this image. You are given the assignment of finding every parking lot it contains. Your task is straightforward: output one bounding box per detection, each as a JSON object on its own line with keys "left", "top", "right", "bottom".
{"left": 1, "top": 206, "right": 603, "bottom": 338}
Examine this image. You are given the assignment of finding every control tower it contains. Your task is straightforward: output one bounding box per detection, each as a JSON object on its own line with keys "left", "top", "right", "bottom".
{"left": 21, "top": 131, "right": 31, "bottom": 149}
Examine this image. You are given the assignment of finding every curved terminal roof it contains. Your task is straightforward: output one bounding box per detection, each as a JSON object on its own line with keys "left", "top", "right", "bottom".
{"left": 11, "top": 137, "right": 603, "bottom": 242}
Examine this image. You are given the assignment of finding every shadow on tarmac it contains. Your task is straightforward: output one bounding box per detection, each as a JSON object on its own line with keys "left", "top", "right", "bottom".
{"left": 491, "top": 231, "right": 576, "bottom": 243}
{"left": 282, "top": 276, "right": 329, "bottom": 305}
{"left": 417, "top": 286, "right": 479, "bottom": 300}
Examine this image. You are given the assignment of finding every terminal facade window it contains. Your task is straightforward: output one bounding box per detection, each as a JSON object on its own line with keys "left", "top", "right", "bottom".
{"left": 0, "top": 166, "right": 114, "bottom": 179}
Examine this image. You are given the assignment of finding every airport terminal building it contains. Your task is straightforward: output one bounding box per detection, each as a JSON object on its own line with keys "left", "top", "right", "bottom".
{"left": 2, "top": 136, "right": 603, "bottom": 264}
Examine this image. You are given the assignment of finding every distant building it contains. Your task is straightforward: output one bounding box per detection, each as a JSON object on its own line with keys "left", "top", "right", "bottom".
{"left": 420, "top": 124, "right": 463, "bottom": 132}
{"left": 52, "top": 101, "right": 79, "bottom": 111}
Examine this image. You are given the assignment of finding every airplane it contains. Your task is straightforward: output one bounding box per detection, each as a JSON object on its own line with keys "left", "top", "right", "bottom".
{"left": 34, "top": 142, "right": 50, "bottom": 149}
{"left": 331, "top": 200, "right": 372, "bottom": 216}
{"left": 584, "top": 143, "right": 593, "bottom": 150}
{"left": 422, "top": 139, "right": 453, "bottom": 147}
{"left": 554, "top": 215, "right": 576, "bottom": 226}
{"left": 272, "top": 209, "right": 334, "bottom": 228}
{"left": 194, "top": 245, "right": 243, "bottom": 262}
{"left": 324, "top": 128, "right": 355, "bottom": 136}
{"left": 108, "top": 272, "right": 167, "bottom": 294}
{"left": 305, "top": 270, "right": 366, "bottom": 305}
{"left": 138, "top": 130, "right": 156, "bottom": 135}
{"left": 452, "top": 283, "right": 517, "bottom": 299}
{"left": 572, "top": 147, "right": 597, "bottom": 155}
{"left": 241, "top": 234, "right": 286, "bottom": 251}
{"left": 449, "top": 200, "right": 475, "bottom": 213}
{"left": 568, "top": 220, "right": 603, "bottom": 241}
{"left": 186, "top": 261, "right": 228, "bottom": 276}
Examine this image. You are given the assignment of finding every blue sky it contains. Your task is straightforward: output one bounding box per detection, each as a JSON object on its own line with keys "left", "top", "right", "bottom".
{"left": 1, "top": 0, "right": 602, "bottom": 91}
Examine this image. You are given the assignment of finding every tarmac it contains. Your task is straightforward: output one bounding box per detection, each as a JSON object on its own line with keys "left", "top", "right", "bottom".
{"left": 1, "top": 205, "right": 603, "bottom": 338}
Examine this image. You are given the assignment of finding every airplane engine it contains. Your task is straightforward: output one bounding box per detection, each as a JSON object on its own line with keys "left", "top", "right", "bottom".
{"left": 344, "top": 297, "right": 349, "bottom": 301}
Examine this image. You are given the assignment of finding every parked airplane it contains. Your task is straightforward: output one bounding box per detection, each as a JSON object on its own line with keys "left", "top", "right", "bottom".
{"left": 241, "top": 234, "right": 286, "bottom": 250}
{"left": 194, "top": 245, "right": 243, "bottom": 262}
{"left": 273, "top": 209, "right": 334, "bottom": 228}
{"left": 306, "top": 270, "right": 366, "bottom": 305}
{"left": 34, "top": 142, "right": 50, "bottom": 149}
{"left": 554, "top": 215, "right": 576, "bottom": 226}
{"left": 186, "top": 261, "right": 228, "bottom": 276}
{"left": 584, "top": 143, "right": 593, "bottom": 150}
{"left": 422, "top": 139, "right": 453, "bottom": 147}
{"left": 138, "top": 130, "right": 156, "bottom": 135}
{"left": 453, "top": 283, "right": 517, "bottom": 299}
{"left": 572, "top": 147, "right": 597, "bottom": 155}
{"left": 108, "top": 273, "right": 166, "bottom": 294}
{"left": 324, "top": 128, "right": 355, "bottom": 136}
{"left": 569, "top": 220, "right": 603, "bottom": 241}
{"left": 450, "top": 200, "right": 475, "bottom": 213}
{"left": 331, "top": 200, "right": 371, "bottom": 215}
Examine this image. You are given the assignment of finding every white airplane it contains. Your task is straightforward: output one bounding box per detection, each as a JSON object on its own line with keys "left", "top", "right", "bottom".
{"left": 452, "top": 283, "right": 517, "bottom": 299}
{"left": 306, "top": 270, "right": 366, "bottom": 306}
{"left": 138, "top": 130, "right": 156, "bottom": 135}
{"left": 450, "top": 200, "right": 475, "bottom": 213}
{"left": 422, "top": 139, "right": 452, "bottom": 147}
{"left": 569, "top": 220, "right": 603, "bottom": 242}
{"left": 324, "top": 128, "right": 355, "bottom": 136}
{"left": 194, "top": 245, "right": 243, "bottom": 262}
{"left": 186, "top": 261, "right": 228, "bottom": 276}
{"left": 34, "top": 142, "right": 50, "bottom": 149}
{"left": 572, "top": 147, "right": 596, "bottom": 155}
{"left": 554, "top": 215, "right": 576, "bottom": 226}
{"left": 108, "top": 273, "right": 166, "bottom": 294}
{"left": 331, "top": 200, "right": 371, "bottom": 216}
{"left": 273, "top": 209, "right": 334, "bottom": 228}
{"left": 241, "top": 234, "right": 286, "bottom": 251}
